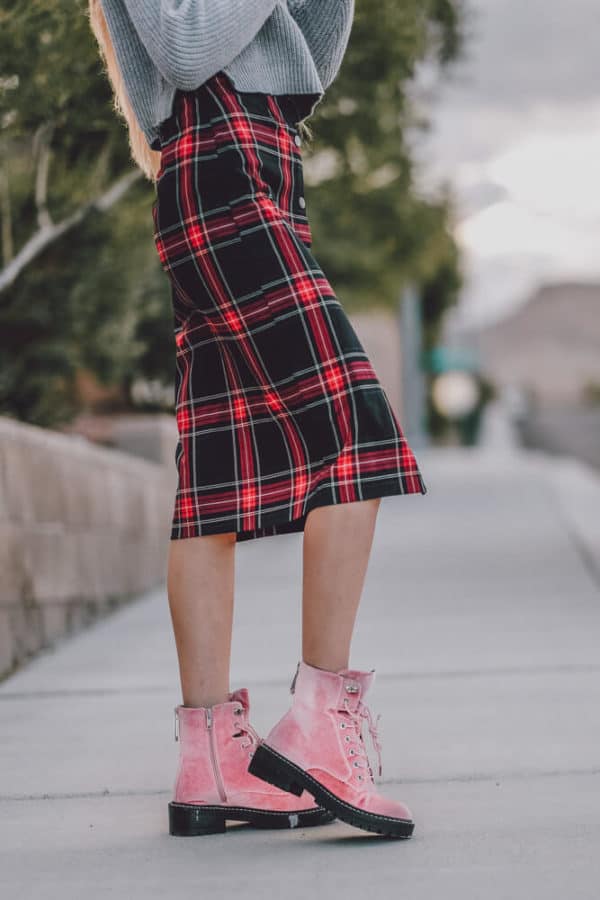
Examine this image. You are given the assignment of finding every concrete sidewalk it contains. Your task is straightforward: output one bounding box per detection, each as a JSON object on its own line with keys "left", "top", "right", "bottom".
{"left": 1, "top": 435, "right": 600, "bottom": 898}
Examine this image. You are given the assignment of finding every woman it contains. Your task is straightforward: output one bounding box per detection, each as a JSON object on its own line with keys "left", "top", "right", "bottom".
{"left": 89, "top": 0, "right": 427, "bottom": 839}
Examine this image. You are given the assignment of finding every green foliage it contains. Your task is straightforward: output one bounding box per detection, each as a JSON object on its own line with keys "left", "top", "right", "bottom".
{"left": 303, "top": 0, "right": 465, "bottom": 316}
{"left": 0, "top": 193, "right": 173, "bottom": 425}
{"left": 0, "top": 0, "right": 465, "bottom": 427}
{"left": 0, "top": 0, "right": 171, "bottom": 424}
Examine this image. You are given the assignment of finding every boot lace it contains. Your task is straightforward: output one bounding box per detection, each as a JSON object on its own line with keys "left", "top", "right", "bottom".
{"left": 339, "top": 697, "right": 383, "bottom": 783}
{"left": 232, "top": 705, "right": 260, "bottom": 757}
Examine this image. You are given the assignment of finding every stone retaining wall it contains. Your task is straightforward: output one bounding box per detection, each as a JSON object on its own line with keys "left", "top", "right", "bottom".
{"left": 0, "top": 416, "right": 176, "bottom": 681}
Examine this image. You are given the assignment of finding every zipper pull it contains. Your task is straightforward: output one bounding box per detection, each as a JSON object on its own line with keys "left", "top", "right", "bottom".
{"left": 174, "top": 706, "right": 179, "bottom": 742}
{"left": 206, "top": 707, "right": 213, "bottom": 728}
{"left": 290, "top": 661, "right": 300, "bottom": 695}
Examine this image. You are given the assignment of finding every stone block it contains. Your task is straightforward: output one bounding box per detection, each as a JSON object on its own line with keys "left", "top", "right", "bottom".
{"left": 0, "top": 608, "right": 15, "bottom": 679}
{"left": 0, "top": 523, "right": 29, "bottom": 607}
{"left": 8, "top": 601, "right": 44, "bottom": 665}
{"left": 41, "top": 604, "right": 70, "bottom": 645}
{"left": 1, "top": 437, "right": 37, "bottom": 524}
{"left": 111, "top": 414, "right": 179, "bottom": 466}
{"left": 23, "top": 524, "right": 81, "bottom": 603}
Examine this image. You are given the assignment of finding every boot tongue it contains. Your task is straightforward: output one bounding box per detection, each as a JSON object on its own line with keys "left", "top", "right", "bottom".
{"left": 229, "top": 687, "right": 250, "bottom": 714}
{"left": 336, "top": 668, "right": 375, "bottom": 710}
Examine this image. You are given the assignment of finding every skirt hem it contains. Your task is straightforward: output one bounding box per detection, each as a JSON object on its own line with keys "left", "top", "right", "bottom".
{"left": 169, "top": 472, "right": 428, "bottom": 543}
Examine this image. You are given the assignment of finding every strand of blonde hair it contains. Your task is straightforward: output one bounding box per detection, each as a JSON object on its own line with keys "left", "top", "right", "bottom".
{"left": 87, "top": 0, "right": 161, "bottom": 183}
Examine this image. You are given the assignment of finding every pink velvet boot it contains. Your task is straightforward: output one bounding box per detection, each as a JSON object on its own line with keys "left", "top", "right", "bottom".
{"left": 248, "top": 660, "right": 415, "bottom": 838}
{"left": 168, "top": 686, "right": 334, "bottom": 835}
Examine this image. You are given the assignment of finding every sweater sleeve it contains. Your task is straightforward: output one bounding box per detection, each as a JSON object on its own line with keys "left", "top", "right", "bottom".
{"left": 120, "top": 0, "right": 281, "bottom": 90}
{"left": 286, "top": 0, "right": 355, "bottom": 90}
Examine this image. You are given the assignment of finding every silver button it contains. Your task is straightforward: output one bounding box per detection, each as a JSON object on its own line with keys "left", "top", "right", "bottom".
{"left": 298, "top": 196, "right": 306, "bottom": 209}
{"left": 294, "top": 134, "right": 302, "bottom": 146}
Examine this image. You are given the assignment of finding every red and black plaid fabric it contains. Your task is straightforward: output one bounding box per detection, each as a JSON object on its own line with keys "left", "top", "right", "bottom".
{"left": 152, "top": 69, "right": 427, "bottom": 542}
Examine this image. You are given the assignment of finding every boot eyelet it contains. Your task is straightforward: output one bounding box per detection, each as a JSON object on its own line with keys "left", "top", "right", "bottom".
{"left": 234, "top": 707, "right": 243, "bottom": 715}
{"left": 339, "top": 722, "right": 346, "bottom": 729}
{"left": 345, "top": 736, "right": 351, "bottom": 742}
{"left": 357, "top": 774, "right": 364, "bottom": 781}
{"left": 353, "top": 761, "right": 360, "bottom": 768}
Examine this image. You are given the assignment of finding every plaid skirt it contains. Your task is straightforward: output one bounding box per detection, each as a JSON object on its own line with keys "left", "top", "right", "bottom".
{"left": 152, "top": 69, "right": 427, "bottom": 542}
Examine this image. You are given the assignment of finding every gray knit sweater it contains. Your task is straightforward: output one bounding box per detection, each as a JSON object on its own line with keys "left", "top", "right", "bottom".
{"left": 99, "top": 0, "right": 355, "bottom": 150}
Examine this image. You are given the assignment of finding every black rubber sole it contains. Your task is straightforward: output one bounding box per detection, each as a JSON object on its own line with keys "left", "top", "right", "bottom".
{"left": 168, "top": 800, "right": 335, "bottom": 836}
{"left": 248, "top": 742, "right": 415, "bottom": 839}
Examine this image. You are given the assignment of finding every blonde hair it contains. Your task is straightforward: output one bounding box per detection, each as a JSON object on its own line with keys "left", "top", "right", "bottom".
{"left": 87, "top": 0, "right": 313, "bottom": 183}
{"left": 87, "top": 0, "right": 161, "bottom": 183}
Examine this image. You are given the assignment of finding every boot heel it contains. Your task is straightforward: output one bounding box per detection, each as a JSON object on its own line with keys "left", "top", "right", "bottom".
{"left": 248, "top": 743, "right": 304, "bottom": 797}
{"left": 168, "top": 802, "right": 227, "bottom": 836}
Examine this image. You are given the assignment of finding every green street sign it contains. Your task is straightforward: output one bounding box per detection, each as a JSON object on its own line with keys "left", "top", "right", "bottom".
{"left": 425, "top": 345, "right": 480, "bottom": 374}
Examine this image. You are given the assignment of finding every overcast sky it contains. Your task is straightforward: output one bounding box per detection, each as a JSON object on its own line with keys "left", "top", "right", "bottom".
{"left": 412, "top": 0, "right": 600, "bottom": 331}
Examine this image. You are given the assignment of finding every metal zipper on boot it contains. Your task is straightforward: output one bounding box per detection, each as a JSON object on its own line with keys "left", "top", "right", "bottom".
{"left": 206, "top": 707, "right": 227, "bottom": 803}
{"left": 290, "top": 661, "right": 300, "bottom": 695}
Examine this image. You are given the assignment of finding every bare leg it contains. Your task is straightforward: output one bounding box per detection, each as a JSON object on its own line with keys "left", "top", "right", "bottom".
{"left": 302, "top": 498, "right": 381, "bottom": 672}
{"left": 167, "top": 532, "right": 236, "bottom": 708}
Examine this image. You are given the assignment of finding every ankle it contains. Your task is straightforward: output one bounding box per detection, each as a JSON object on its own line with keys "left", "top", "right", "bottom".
{"left": 181, "top": 692, "right": 230, "bottom": 708}
{"left": 301, "top": 655, "right": 349, "bottom": 674}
